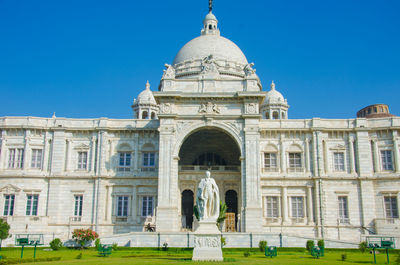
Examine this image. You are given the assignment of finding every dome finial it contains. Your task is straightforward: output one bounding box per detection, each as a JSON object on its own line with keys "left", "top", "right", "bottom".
{"left": 271, "top": 80, "right": 276, "bottom": 90}
{"left": 209, "top": 0, "right": 213, "bottom": 13}
{"left": 146, "top": 80, "right": 150, "bottom": 90}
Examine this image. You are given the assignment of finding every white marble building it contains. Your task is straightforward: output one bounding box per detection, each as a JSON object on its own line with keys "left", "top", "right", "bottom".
{"left": 0, "top": 9, "right": 399, "bottom": 247}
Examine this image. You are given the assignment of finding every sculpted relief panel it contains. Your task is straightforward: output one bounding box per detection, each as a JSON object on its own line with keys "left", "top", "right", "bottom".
{"left": 194, "top": 236, "right": 221, "bottom": 248}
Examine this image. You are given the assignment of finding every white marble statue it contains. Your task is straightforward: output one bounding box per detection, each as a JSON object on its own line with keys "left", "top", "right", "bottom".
{"left": 196, "top": 170, "right": 220, "bottom": 222}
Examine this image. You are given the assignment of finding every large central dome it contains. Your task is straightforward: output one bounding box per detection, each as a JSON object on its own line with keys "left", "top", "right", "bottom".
{"left": 172, "top": 12, "right": 248, "bottom": 66}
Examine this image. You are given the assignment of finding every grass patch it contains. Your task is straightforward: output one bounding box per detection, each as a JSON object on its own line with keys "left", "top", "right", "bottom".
{"left": 0, "top": 246, "right": 395, "bottom": 264}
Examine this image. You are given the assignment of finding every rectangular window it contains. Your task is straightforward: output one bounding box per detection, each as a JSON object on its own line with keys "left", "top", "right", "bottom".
{"left": 265, "top": 196, "right": 279, "bottom": 218}
{"left": 117, "top": 196, "right": 129, "bottom": 216}
{"left": 143, "top": 153, "right": 155, "bottom": 167}
{"left": 381, "top": 150, "right": 394, "bottom": 171}
{"left": 77, "top": 151, "right": 88, "bottom": 170}
{"left": 3, "top": 194, "right": 15, "bottom": 216}
{"left": 333, "top": 152, "right": 345, "bottom": 171}
{"left": 31, "top": 149, "right": 43, "bottom": 169}
{"left": 74, "top": 195, "right": 83, "bottom": 217}
{"left": 118, "top": 152, "right": 131, "bottom": 172}
{"left": 289, "top": 153, "right": 302, "bottom": 171}
{"left": 26, "top": 194, "right": 39, "bottom": 216}
{"left": 8, "top": 148, "right": 24, "bottom": 169}
{"left": 291, "top": 196, "right": 304, "bottom": 218}
{"left": 338, "top": 196, "right": 349, "bottom": 223}
{"left": 142, "top": 196, "right": 154, "bottom": 217}
{"left": 264, "top": 153, "right": 277, "bottom": 171}
{"left": 384, "top": 196, "right": 399, "bottom": 219}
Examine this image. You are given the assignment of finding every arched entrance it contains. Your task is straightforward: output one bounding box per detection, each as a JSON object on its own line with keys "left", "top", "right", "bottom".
{"left": 179, "top": 128, "right": 241, "bottom": 167}
{"left": 178, "top": 127, "right": 241, "bottom": 231}
{"left": 181, "top": 190, "right": 194, "bottom": 229}
{"left": 225, "top": 190, "right": 238, "bottom": 231}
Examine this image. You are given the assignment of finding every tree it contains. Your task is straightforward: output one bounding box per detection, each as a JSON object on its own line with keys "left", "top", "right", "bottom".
{"left": 0, "top": 219, "right": 10, "bottom": 250}
{"left": 217, "top": 202, "right": 227, "bottom": 229}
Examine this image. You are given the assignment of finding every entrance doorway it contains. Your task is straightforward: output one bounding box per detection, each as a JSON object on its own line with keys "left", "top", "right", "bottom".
{"left": 225, "top": 190, "right": 238, "bottom": 231}
{"left": 181, "top": 190, "right": 194, "bottom": 230}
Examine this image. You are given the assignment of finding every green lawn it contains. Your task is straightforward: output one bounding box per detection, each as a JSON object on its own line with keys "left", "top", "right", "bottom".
{"left": 0, "top": 247, "right": 398, "bottom": 264}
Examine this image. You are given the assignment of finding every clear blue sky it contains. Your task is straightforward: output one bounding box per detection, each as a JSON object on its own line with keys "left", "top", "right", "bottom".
{"left": 0, "top": 0, "right": 399, "bottom": 119}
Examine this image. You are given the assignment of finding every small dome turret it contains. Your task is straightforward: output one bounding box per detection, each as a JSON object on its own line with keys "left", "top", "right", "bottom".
{"left": 132, "top": 81, "right": 159, "bottom": 119}
{"left": 261, "top": 81, "right": 289, "bottom": 119}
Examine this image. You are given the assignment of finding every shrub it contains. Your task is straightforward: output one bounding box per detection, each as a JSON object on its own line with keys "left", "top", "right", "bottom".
{"left": 95, "top": 238, "right": 101, "bottom": 249}
{"left": 72, "top": 228, "right": 99, "bottom": 248}
{"left": 112, "top": 243, "right": 118, "bottom": 251}
{"left": 162, "top": 242, "right": 168, "bottom": 251}
{"left": 0, "top": 219, "right": 10, "bottom": 250}
{"left": 221, "top": 237, "right": 226, "bottom": 247}
{"left": 359, "top": 241, "right": 368, "bottom": 253}
{"left": 306, "top": 240, "right": 314, "bottom": 252}
{"left": 318, "top": 239, "right": 324, "bottom": 248}
{"left": 259, "top": 241, "right": 267, "bottom": 252}
{"left": 341, "top": 253, "right": 347, "bottom": 261}
{"left": 243, "top": 251, "right": 250, "bottom": 257}
{"left": 76, "top": 253, "right": 83, "bottom": 259}
{"left": 49, "top": 238, "right": 62, "bottom": 251}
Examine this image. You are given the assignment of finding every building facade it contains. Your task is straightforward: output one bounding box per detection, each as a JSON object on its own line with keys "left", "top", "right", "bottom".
{"left": 1, "top": 10, "right": 399, "bottom": 245}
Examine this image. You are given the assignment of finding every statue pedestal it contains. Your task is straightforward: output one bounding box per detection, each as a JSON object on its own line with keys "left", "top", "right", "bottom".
{"left": 192, "top": 220, "right": 223, "bottom": 261}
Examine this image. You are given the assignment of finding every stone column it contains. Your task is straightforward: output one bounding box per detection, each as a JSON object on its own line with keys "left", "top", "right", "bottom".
{"left": 0, "top": 130, "right": 6, "bottom": 169}
{"left": 65, "top": 139, "right": 71, "bottom": 171}
{"left": 132, "top": 185, "right": 138, "bottom": 223}
{"left": 392, "top": 131, "right": 400, "bottom": 173}
{"left": 281, "top": 186, "right": 289, "bottom": 224}
{"left": 323, "top": 140, "right": 329, "bottom": 174}
{"left": 42, "top": 132, "right": 49, "bottom": 171}
{"left": 280, "top": 135, "right": 286, "bottom": 173}
{"left": 348, "top": 136, "right": 356, "bottom": 174}
{"left": 134, "top": 132, "right": 139, "bottom": 172}
{"left": 23, "top": 130, "right": 30, "bottom": 169}
{"left": 307, "top": 185, "right": 314, "bottom": 225}
{"left": 372, "top": 139, "right": 379, "bottom": 172}
{"left": 91, "top": 135, "right": 96, "bottom": 172}
{"left": 355, "top": 131, "right": 373, "bottom": 176}
{"left": 105, "top": 186, "right": 111, "bottom": 221}
{"left": 305, "top": 137, "right": 311, "bottom": 173}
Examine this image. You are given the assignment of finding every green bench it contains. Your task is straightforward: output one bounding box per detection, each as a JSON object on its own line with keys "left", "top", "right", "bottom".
{"left": 265, "top": 246, "right": 277, "bottom": 258}
{"left": 98, "top": 244, "right": 112, "bottom": 257}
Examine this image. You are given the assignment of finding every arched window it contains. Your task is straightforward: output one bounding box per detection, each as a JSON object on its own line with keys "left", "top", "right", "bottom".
{"left": 273, "top": 111, "right": 279, "bottom": 119}
{"left": 151, "top": 112, "right": 156, "bottom": 119}
{"left": 265, "top": 112, "right": 270, "bottom": 119}
{"left": 209, "top": 24, "right": 212, "bottom": 30}
{"left": 142, "top": 111, "right": 148, "bottom": 119}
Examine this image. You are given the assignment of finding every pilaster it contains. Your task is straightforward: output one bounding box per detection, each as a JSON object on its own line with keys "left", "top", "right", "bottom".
{"left": 23, "top": 129, "right": 30, "bottom": 169}
{"left": 392, "top": 131, "right": 400, "bottom": 173}
{"left": 0, "top": 130, "right": 6, "bottom": 169}
{"left": 355, "top": 131, "right": 373, "bottom": 176}
{"left": 243, "top": 119, "right": 262, "bottom": 232}
{"left": 156, "top": 119, "right": 179, "bottom": 232}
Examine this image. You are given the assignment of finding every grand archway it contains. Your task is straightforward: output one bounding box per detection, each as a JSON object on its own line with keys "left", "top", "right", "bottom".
{"left": 178, "top": 127, "right": 241, "bottom": 231}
